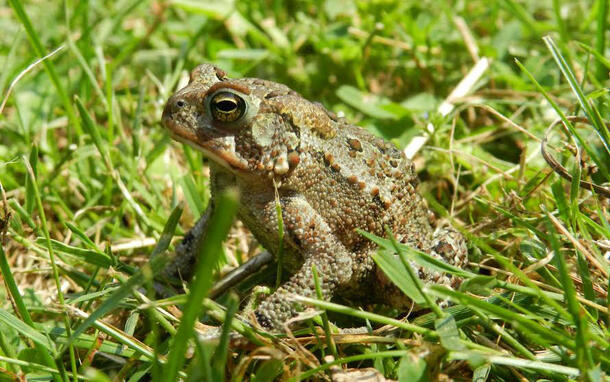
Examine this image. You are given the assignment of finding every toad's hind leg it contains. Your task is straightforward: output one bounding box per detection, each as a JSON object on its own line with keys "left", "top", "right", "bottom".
{"left": 422, "top": 227, "right": 468, "bottom": 289}
{"left": 253, "top": 197, "right": 355, "bottom": 330}
{"left": 373, "top": 226, "right": 468, "bottom": 309}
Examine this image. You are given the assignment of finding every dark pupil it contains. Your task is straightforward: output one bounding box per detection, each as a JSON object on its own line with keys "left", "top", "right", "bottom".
{"left": 216, "top": 99, "right": 237, "bottom": 112}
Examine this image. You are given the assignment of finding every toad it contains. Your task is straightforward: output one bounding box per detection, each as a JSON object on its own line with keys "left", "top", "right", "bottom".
{"left": 161, "top": 64, "right": 467, "bottom": 330}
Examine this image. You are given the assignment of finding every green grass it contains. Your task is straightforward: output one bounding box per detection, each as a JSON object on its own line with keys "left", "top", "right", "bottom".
{"left": 0, "top": 0, "right": 609, "bottom": 380}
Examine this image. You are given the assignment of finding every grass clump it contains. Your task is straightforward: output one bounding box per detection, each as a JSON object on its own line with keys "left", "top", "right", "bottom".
{"left": 0, "top": 0, "right": 609, "bottom": 380}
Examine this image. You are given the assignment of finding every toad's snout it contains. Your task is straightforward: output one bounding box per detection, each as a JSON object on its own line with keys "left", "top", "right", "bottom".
{"left": 161, "top": 95, "right": 187, "bottom": 128}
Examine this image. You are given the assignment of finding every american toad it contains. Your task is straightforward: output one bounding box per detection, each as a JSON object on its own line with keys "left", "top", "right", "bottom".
{"left": 161, "top": 64, "right": 467, "bottom": 330}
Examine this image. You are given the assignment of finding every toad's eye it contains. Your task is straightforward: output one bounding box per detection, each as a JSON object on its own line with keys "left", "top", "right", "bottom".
{"left": 209, "top": 91, "right": 246, "bottom": 123}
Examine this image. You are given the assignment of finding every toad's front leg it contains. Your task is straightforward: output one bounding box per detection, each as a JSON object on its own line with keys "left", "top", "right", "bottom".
{"left": 254, "top": 197, "right": 355, "bottom": 330}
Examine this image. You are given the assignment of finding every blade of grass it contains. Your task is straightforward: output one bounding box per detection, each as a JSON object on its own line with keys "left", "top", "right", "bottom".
{"left": 23, "top": 152, "right": 77, "bottom": 381}
{"left": 578, "top": 42, "right": 610, "bottom": 71}
{"left": 163, "top": 189, "right": 239, "bottom": 381}
{"left": 179, "top": 174, "right": 205, "bottom": 219}
{"left": 552, "top": 0, "right": 568, "bottom": 42}
{"left": 35, "top": 237, "right": 114, "bottom": 268}
{"left": 274, "top": 180, "right": 285, "bottom": 290}
{"left": 6, "top": 0, "right": 80, "bottom": 135}
{"left": 7, "top": 199, "right": 37, "bottom": 233}
{"left": 291, "top": 295, "right": 438, "bottom": 338}
{"left": 64, "top": 222, "right": 101, "bottom": 251}
{"left": 52, "top": 328, "right": 148, "bottom": 360}
{"left": 543, "top": 36, "right": 610, "bottom": 158}
{"left": 359, "top": 229, "right": 474, "bottom": 278}
{"left": 191, "top": 338, "right": 214, "bottom": 381}
{"left": 372, "top": 251, "right": 425, "bottom": 304}
{"left": 0, "top": 243, "right": 62, "bottom": 382}
{"left": 0, "top": 308, "right": 56, "bottom": 351}
{"left": 210, "top": 293, "right": 239, "bottom": 381}
{"left": 75, "top": 96, "right": 112, "bottom": 171}
{"left": 131, "top": 83, "right": 145, "bottom": 158}
{"left": 65, "top": 287, "right": 120, "bottom": 305}
{"left": 595, "top": 0, "right": 608, "bottom": 81}
{"left": 312, "top": 265, "right": 338, "bottom": 359}
{"left": 448, "top": 352, "right": 580, "bottom": 377}
{"left": 542, "top": 209, "right": 594, "bottom": 371}
{"left": 23, "top": 145, "right": 36, "bottom": 215}
{"left": 515, "top": 58, "right": 607, "bottom": 180}
{"left": 0, "top": 355, "right": 69, "bottom": 378}
{"left": 104, "top": 62, "right": 115, "bottom": 151}
{"left": 384, "top": 226, "right": 444, "bottom": 318}
{"left": 65, "top": 37, "right": 106, "bottom": 108}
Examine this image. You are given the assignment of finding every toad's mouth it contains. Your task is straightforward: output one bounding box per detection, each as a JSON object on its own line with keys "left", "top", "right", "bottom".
{"left": 166, "top": 128, "right": 249, "bottom": 173}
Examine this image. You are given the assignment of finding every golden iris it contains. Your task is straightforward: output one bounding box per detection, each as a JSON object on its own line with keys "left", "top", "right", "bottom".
{"left": 209, "top": 91, "right": 246, "bottom": 123}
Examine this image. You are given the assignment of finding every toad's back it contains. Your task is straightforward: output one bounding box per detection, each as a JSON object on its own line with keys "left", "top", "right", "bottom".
{"left": 282, "top": 121, "right": 434, "bottom": 251}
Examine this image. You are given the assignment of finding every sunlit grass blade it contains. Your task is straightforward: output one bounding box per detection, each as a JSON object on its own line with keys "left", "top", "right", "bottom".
{"left": 515, "top": 58, "right": 607, "bottom": 179}
{"left": 64, "top": 221, "right": 100, "bottom": 250}
{"left": 163, "top": 189, "right": 239, "bottom": 382}
{"left": 0, "top": 243, "right": 62, "bottom": 381}
{"left": 76, "top": 96, "right": 112, "bottom": 171}
{"left": 0, "top": 308, "right": 56, "bottom": 352}
{"left": 291, "top": 295, "right": 437, "bottom": 338}
{"left": 577, "top": 42, "right": 610, "bottom": 71}
{"left": 595, "top": 0, "right": 608, "bottom": 81}
{"left": 6, "top": 0, "right": 79, "bottom": 135}
{"left": 22, "top": 151, "right": 78, "bottom": 381}
{"left": 64, "top": 287, "right": 120, "bottom": 305}
{"left": 502, "top": 0, "right": 543, "bottom": 35}
{"left": 0, "top": 355, "right": 70, "bottom": 378}
{"left": 543, "top": 36, "right": 610, "bottom": 158}
{"left": 35, "top": 237, "right": 114, "bottom": 268}
{"left": 312, "top": 265, "right": 338, "bottom": 359}
{"left": 543, "top": 210, "right": 594, "bottom": 372}
{"left": 447, "top": 352, "right": 580, "bottom": 377}
{"left": 179, "top": 174, "right": 205, "bottom": 218}
{"left": 359, "top": 229, "right": 474, "bottom": 278}
{"left": 51, "top": 329, "right": 147, "bottom": 360}
{"left": 372, "top": 250, "right": 425, "bottom": 304}
{"left": 209, "top": 293, "right": 239, "bottom": 381}
{"left": 66, "top": 38, "right": 106, "bottom": 108}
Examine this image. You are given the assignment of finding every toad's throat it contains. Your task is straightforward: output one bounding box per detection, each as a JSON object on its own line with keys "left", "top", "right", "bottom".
{"left": 168, "top": 130, "right": 249, "bottom": 172}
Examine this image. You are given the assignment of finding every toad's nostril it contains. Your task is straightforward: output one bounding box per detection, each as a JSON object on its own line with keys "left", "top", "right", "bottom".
{"left": 162, "top": 101, "right": 175, "bottom": 123}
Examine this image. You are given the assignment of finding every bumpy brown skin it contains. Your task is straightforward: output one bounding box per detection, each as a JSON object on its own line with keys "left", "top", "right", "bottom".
{"left": 162, "top": 64, "right": 467, "bottom": 330}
